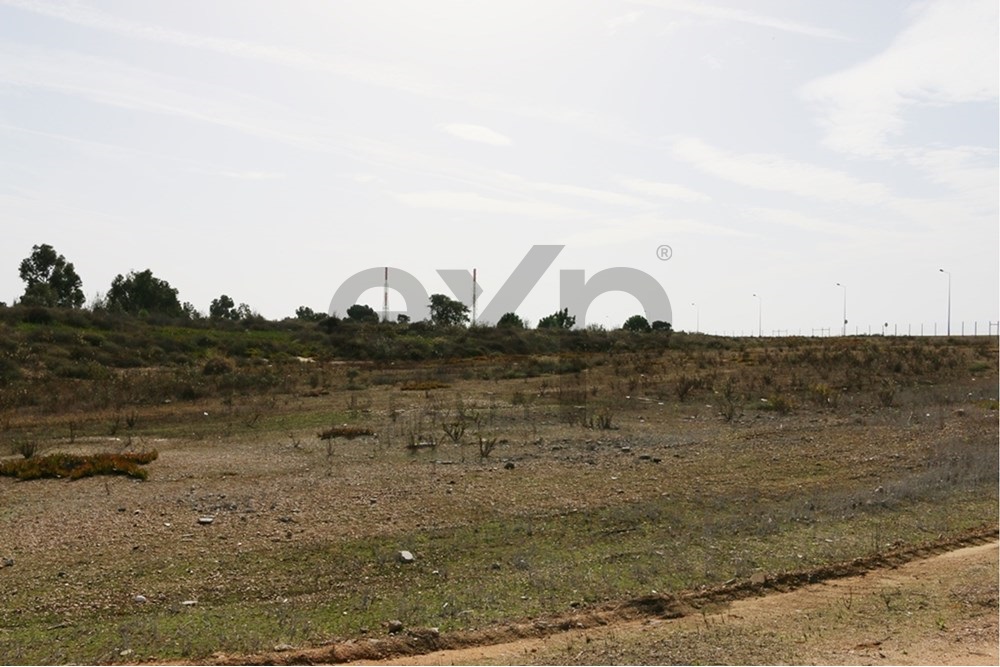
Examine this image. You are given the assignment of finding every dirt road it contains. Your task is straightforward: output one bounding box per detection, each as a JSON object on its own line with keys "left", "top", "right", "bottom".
{"left": 354, "top": 539, "right": 998, "bottom": 665}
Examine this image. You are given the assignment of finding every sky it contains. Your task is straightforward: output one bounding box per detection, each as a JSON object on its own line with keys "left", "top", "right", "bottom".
{"left": 0, "top": 0, "right": 997, "bottom": 334}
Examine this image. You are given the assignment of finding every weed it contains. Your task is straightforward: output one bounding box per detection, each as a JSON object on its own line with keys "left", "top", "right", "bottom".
{"left": 675, "top": 374, "right": 703, "bottom": 402}
{"left": 762, "top": 393, "right": 793, "bottom": 415}
{"left": 878, "top": 379, "right": 898, "bottom": 407}
{"left": 808, "top": 383, "right": 838, "bottom": 408}
{"left": 441, "top": 419, "right": 466, "bottom": 444}
{"left": 718, "top": 377, "right": 745, "bottom": 422}
{"left": 13, "top": 438, "right": 40, "bottom": 459}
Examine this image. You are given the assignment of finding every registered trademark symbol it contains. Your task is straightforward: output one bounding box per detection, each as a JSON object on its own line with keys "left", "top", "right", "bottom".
{"left": 656, "top": 245, "right": 672, "bottom": 261}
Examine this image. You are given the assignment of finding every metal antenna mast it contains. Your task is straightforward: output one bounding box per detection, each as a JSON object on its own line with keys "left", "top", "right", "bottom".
{"left": 382, "top": 267, "right": 388, "bottom": 323}
{"left": 472, "top": 268, "right": 477, "bottom": 326}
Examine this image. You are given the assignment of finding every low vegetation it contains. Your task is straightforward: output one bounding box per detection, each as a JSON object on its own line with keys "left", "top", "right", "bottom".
{"left": 0, "top": 299, "right": 996, "bottom": 665}
{"left": 0, "top": 450, "right": 158, "bottom": 481}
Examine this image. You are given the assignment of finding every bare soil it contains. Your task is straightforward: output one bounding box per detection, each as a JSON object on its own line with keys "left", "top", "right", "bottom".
{"left": 1, "top": 338, "right": 997, "bottom": 664}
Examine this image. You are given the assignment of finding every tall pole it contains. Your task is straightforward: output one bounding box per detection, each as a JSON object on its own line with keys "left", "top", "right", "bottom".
{"left": 691, "top": 302, "right": 699, "bottom": 333}
{"left": 939, "top": 268, "right": 951, "bottom": 336}
{"left": 752, "top": 293, "right": 761, "bottom": 337}
{"left": 382, "top": 267, "right": 388, "bottom": 323}
{"left": 836, "top": 282, "right": 846, "bottom": 336}
{"left": 472, "top": 268, "right": 477, "bottom": 327}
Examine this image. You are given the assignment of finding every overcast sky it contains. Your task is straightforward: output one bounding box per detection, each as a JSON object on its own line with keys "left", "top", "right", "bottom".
{"left": 1, "top": 0, "right": 997, "bottom": 334}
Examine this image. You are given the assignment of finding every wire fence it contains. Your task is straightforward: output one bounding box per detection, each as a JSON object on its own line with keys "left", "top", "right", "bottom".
{"left": 710, "top": 321, "right": 1000, "bottom": 338}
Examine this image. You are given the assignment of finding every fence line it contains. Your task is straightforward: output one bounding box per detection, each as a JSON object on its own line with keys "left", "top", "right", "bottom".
{"left": 710, "top": 321, "right": 999, "bottom": 337}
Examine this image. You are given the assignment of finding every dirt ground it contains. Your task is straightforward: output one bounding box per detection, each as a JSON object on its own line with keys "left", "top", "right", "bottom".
{"left": 1, "top": 339, "right": 997, "bottom": 665}
{"left": 356, "top": 540, "right": 999, "bottom": 666}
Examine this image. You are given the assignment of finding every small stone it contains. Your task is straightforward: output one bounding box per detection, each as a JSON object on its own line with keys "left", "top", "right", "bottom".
{"left": 387, "top": 620, "right": 404, "bottom": 634}
{"left": 134, "top": 595, "right": 148, "bottom": 604}
{"left": 274, "top": 643, "right": 294, "bottom": 652}
{"left": 197, "top": 516, "right": 214, "bottom": 525}
{"left": 398, "top": 550, "right": 415, "bottom": 564}
{"left": 750, "top": 572, "right": 767, "bottom": 585}
{"left": 503, "top": 461, "right": 515, "bottom": 470}
{"left": 181, "top": 600, "right": 198, "bottom": 606}
{"left": 1, "top": 557, "right": 13, "bottom": 568}
{"left": 119, "top": 649, "right": 133, "bottom": 657}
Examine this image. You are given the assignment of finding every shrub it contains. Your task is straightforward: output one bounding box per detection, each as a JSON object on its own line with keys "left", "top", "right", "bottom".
{"left": 203, "top": 357, "right": 235, "bottom": 375}
{"left": 318, "top": 425, "right": 374, "bottom": 440}
{"left": 623, "top": 315, "right": 651, "bottom": 333}
{"left": 497, "top": 312, "right": 525, "bottom": 329}
{"left": 0, "top": 450, "right": 158, "bottom": 481}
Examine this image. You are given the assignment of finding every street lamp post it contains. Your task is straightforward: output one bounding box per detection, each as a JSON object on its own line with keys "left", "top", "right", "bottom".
{"left": 939, "top": 268, "right": 951, "bottom": 336}
{"left": 691, "top": 302, "right": 699, "bottom": 333}
{"left": 836, "top": 282, "right": 846, "bottom": 337}
{"left": 752, "top": 293, "right": 761, "bottom": 337}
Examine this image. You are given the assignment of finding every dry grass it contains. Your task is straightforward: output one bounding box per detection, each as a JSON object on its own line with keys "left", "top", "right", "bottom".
{"left": 0, "top": 335, "right": 996, "bottom": 664}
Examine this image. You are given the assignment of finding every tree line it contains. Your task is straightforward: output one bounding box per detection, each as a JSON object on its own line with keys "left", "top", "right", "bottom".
{"left": 7, "top": 243, "right": 670, "bottom": 333}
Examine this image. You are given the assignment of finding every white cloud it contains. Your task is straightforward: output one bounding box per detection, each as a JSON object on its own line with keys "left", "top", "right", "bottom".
{"left": 619, "top": 177, "right": 710, "bottom": 203}
{"left": 528, "top": 182, "right": 648, "bottom": 208}
{"left": 802, "top": 0, "right": 998, "bottom": 158}
{"left": 628, "top": 0, "right": 847, "bottom": 40}
{"left": 565, "top": 213, "right": 751, "bottom": 247}
{"left": 438, "top": 123, "right": 511, "bottom": 146}
{"left": 607, "top": 10, "right": 642, "bottom": 34}
{"left": 390, "top": 190, "right": 580, "bottom": 220}
{"left": 741, "top": 206, "right": 904, "bottom": 241}
{"left": 669, "top": 137, "right": 893, "bottom": 206}
{"left": 0, "top": 0, "right": 627, "bottom": 141}
{"left": 0, "top": 45, "right": 322, "bottom": 149}
{"left": 216, "top": 171, "right": 284, "bottom": 181}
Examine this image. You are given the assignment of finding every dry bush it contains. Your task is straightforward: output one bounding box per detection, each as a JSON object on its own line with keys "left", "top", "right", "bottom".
{"left": 318, "top": 425, "right": 374, "bottom": 440}
{"left": 0, "top": 450, "right": 158, "bottom": 481}
{"left": 400, "top": 380, "right": 449, "bottom": 391}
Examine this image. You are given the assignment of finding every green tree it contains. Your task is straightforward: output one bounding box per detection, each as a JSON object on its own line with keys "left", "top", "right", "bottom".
{"left": 622, "top": 314, "right": 651, "bottom": 332}
{"left": 234, "top": 303, "right": 254, "bottom": 320}
{"left": 429, "top": 294, "right": 469, "bottom": 326}
{"left": 496, "top": 312, "right": 525, "bottom": 329}
{"left": 210, "top": 294, "right": 237, "bottom": 320}
{"left": 295, "top": 306, "right": 325, "bottom": 322}
{"left": 18, "top": 243, "right": 85, "bottom": 308}
{"left": 347, "top": 303, "right": 379, "bottom": 323}
{"left": 651, "top": 320, "right": 672, "bottom": 332}
{"left": 106, "top": 269, "right": 182, "bottom": 317}
{"left": 182, "top": 302, "right": 202, "bottom": 319}
{"left": 537, "top": 308, "right": 575, "bottom": 330}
